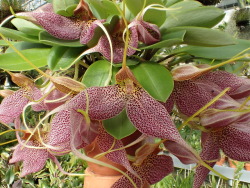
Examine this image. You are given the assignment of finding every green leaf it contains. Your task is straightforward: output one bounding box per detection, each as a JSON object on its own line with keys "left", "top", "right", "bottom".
{"left": 53, "top": 0, "right": 78, "bottom": 17}
{"left": 0, "top": 40, "right": 15, "bottom": 46}
{"left": 124, "top": 0, "right": 166, "bottom": 26}
{"left": 6, "top": 168, "right": 15, "bottom": 185}
{"left": 5, "top": 41, "right": 49, "bottom": 53}
{"left": 86, "top": 0, "right": 120, "bottom": 19}
{"left": 82, "top": 60, "right": 111, "bottom": 87}
{"left": 168, "top": 1, "right": 202, "bottom": 11}
{"left": 0, "top": 48, "right": 50, "bottom": 71}
{"left": 112, "top": 59, "right": 140, "bottom": 67}
{"left": 131, "top": 62, "right": 173, "bottom": 102}
{"left": 0, "top": 27, "right": 39, "bottom": 43}
{"left": 166, "top": 27, "right": 236, "bottom": 47}
{"left": 48, "top": 46, "right": 85, "bottom": 71}
{"left": 165, "top": 0, "right": 182, "bottom": 7}
{"left": 39, "top": 31, "right": 83, "bottom": 47}
{"left": 103, "top": 110, "right": 136, "bottom": 140}
{"left": 172, "top": 39, "right": 250, "bottom": 60}
{"left": 161, "top": 7, "right": 225, "bottom": 30}
{"left": 140, "top": 30, "right": 185, "bottom": 49}
{"left": 11, "top": 18, "right": 44, "bottom": 36}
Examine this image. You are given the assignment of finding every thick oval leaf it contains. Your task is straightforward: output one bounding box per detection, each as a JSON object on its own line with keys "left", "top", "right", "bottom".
{"left": 0, "top": 48, "right": 50, "bottom": 71}
{"left": 161, "top": 7, "right": 225, "bottom": 30}
{"left": 48, "top": 46, "right": 85, "bottom": 71}
{"left": 166, "top": 27, "right": 236, "bottom": 47}
{"left": 0, "top": 27, "right": 39, "bottom": 43}
{"left": 53, "top": 0, "right": 78, "bottom": 17}
{"left": 11, "top": 18, "right": 44, "bottom": 36}
{"left": 82, "top": 60, "right": 111, "bottom": 87}
{"left": 131, "top": 62, "right": 173, "bottom": 102}
{"left": 39, "top": 31, "right": 83, "bottom": 47}
{"left": 5, "top": 42, "right": 48, "bottom": 53}
{"left": 86, "top": 0, "right": 120, "bottom": 19}
{"left": 103, "top": 109, "right": 136, "bottom": 140}
{"left": 172, "top": 39, "right": 250, "bottom": 60}
{"left": 140, "top": 30, "right": 185, "bottom": 49}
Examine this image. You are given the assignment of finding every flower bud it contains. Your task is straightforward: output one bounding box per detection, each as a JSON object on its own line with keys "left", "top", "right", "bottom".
{"left": 171, "top": 64, "right": 211, "bottom": 81}
{"left": 0, "top": 89, "right": 15, "bottom": 98}
{"left": 9, "top": 72, "right": 34, "bottom": 88}
{"left": 51, "top": 76, "right": 85, "bottom": 94}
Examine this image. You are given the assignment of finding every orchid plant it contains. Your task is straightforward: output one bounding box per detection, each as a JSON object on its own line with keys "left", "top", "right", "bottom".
{"left": 0, "top": 0, "right": 250, "bottom": 187}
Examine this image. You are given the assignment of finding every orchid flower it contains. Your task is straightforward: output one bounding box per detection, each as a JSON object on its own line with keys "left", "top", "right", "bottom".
{"left": 9, "top": 108, "right": 93, "bottom": 177}
{"left": 193, "top": 97, "right": 250, "bottom": 188}
{"left": 0, "top": 73, "right": 42, "bottom": 124}
{"left": 199, "top": 70, "right": 250, "bottom": 102}
{"left": 87, "top": 16, "right": 161, "bottom": 63}
{"left": 52, "top": 66, "right": 199, "bottom": 165}
{"left": 21, "top": 1, "right": 104, "bottom": 45}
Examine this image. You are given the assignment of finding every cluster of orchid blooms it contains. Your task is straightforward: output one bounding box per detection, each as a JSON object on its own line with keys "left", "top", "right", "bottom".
{"left": 0, "top": 0, "right": 250, "bottom": 187}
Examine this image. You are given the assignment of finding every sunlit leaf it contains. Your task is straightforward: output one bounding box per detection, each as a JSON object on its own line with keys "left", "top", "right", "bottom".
{"left": 11, "top": 18, "right": 44, "bottom": 36}
{"left": 165, "top": 27, "right": 236, "bottom": 47}
{"left": 131, "top": 62, "right": 174, "bottom": 102}
{"left": 86, "top": 0, "right": 120, "bottom": 19}
{"left": 0, "top": 48, "right": 50, "bottom": 71}
{"left": 172, "top": 39, "right": 250, "bottom": 59}
{"left": 82, "top": 60, "right": 111, "bottom": 87}
{"left": 161, "top": 7, "right": 225, "bottom": 29}
{"left": 0, "top": 27, "right": 39, "bottom": 43}
{"left": 53, "top": 0, "right": 78, "bottom": 17}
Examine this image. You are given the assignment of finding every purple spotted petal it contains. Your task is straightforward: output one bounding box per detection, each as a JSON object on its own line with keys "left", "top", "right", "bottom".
{"left": 220, "top": 123, "right": 250, "bottom": 161}
{"left": 199, "top": 71, "right": 246, "bottom": 95}
{"left": 173, "top": 80, "right": 215, "bottom": 116}
{"left": 63, "top": 86, "right": 126, "bottom": 120}
{"left": 87, "top": 27, "right": 138, "bottom": 63}
{"left": 9, "top": 141, "right": 48, "bottom": 177}
{"left": 133, "top": 20, "right": 161, "bottom": 45}
{"left": 229, "top": 80, "right": 250, "bottom": 100}
{"left": 49, "top": 110, "right": 71, "bottom": 150}
{"left": 135, "top": 153, "right": 173, "bottom": 184}
{"left": 164, "top": 140, "right": 199, "bottom": 164}
{"left": 80, "top": 19, "right": 105, "bottom": 44}
{"left": 126, "top": 88, "right": 199, "bottom": 163}
{"left": 31, "top": 12, "right": 82, "bottom": 40}
{"left": 87, "top": 86, "right": 127, "bottom": 120}
{"left": 0, "top": 89, "right": 30, "bottom": 124}
{"left": 193, "top": 132, "right": 220, "bottom": 188}
{"left": 111, "top": 171, "right": 143, "bottom": 188}
{"left": 126, "top": 88, "right": 175, "bottom": 138}
{"left": 112, "top": 152, "right": 173, "bottom": 188}
{"left": 97, "top": 126, "right": 136, "bottom": 175}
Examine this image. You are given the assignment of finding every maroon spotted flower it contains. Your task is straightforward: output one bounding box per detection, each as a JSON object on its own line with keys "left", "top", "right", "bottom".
{"left": 21, "top": 1, "right": 104, "bottom": 45}
{"left": 193, "top": 96, "right": 250, "bottom": 188}
{"left": 53, "top": 66, "right": 199, "bottom": 164}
